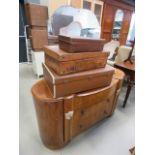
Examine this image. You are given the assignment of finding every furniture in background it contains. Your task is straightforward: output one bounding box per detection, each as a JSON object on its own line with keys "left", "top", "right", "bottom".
{"left": 103, "top": 40, "right": 120, "bottom": 59}
{"left": 107, "top": 45, "right": 132, "bottom": 66}
{"left": 114, "top": 61, "right": 135, "bottom": 107}
{"left": 124, "top": 39, "right": 135, "bottom": 63}
{"left": 25, "top": 3, "right": 58, "bottom": 77}
{"left": 101, "top": 0, "right": 134, "bottom": 45}
{"left": 71, "top": 0, "right": 104, "bottom": 25}
{"left": 24, "top": 3, "right": 48, "bottom": 76}
{"left": 31, "top": 51, "right": 44, "bottom": 77}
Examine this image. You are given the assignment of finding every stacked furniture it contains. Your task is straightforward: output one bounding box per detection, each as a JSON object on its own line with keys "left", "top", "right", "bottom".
{"left": 25, "top": 3, "right": 58, "bottom": 77}
{"left": 31, "top": 35, "right": 125, "bottom": 149}
{"left": 25, "top": 3, "right": 48, "bottom": 77}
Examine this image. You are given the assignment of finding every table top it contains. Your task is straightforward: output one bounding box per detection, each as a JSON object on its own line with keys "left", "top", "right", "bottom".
{"left": 114, "top": 61, "right": 135, "bottom": 72}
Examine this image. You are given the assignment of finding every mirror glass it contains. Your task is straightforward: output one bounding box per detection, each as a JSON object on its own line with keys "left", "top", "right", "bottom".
{"left": 112, "top": 9, "right": 124, "bottom": 40}
{"left": 49, "top": 5, "right": 101, "bottom": 38}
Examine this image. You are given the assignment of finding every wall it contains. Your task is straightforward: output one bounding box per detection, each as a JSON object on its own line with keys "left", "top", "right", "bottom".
{"left": 40, "top": 0, "right": 71, "bottom": 17}
{"left": 40, "top": 0, "right": 49, "bottom": 6}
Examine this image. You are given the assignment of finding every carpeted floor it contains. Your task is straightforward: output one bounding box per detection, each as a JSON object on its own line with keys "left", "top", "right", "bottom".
{"left": 19, "top": 63, "right": 135, "bottom": 155}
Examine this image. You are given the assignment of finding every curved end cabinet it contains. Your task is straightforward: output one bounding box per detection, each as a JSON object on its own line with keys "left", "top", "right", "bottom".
{"left": 31, "top": 80, "right": 65, "bottom": 149}
{"left": 31, "top": 69, "right": 125, "bottom": 149}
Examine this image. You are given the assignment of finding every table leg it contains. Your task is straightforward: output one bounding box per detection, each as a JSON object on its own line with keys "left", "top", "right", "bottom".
{"left": 122, "top": 80, "right": 133, "bottom": 108}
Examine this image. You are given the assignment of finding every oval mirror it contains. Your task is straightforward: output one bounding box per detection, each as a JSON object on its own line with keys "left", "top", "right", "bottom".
{"left": 112, "top": 9, "right": 124, "bottom": 40}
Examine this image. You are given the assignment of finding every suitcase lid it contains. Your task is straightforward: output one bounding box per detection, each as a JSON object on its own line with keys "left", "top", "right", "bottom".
{"left": 44, "top": 45, "right": 109, "bottom": 62}
{"left": 58, "top": 35, "right": 105, "bottom": 44}
{"left": 43, "top": 63, "right": 114, "bottom": 85}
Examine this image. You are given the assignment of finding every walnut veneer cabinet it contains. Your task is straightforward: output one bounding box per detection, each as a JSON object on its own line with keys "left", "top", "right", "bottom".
{"left": 31, "top": 69, "right": 125, "bottom": 149}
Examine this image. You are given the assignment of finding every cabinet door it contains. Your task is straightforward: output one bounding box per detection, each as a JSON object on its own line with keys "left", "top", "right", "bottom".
{"left": 101, "top": 4, "right": 117, "bottom": 42}
{"left": 64, "top": 79, "right": 118, "bottom": 142}
{"left": 119, "top": 10, "right": 132, "bottom": 45}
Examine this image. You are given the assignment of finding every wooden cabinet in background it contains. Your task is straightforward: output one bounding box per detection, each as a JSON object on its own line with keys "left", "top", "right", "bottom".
{"left": 101, "top": 3, "right": 116, "bottom": 42}
{"left": 101, "top": 0, "right": 134, "bottom": 45}
{"left": 119, "top": 10, "right": 133, "bottom": 45}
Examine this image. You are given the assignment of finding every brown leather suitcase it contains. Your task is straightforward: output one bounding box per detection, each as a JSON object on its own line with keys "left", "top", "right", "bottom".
{"left": 44, "top": 45, "right": 109, "bottom": 75}
{"left": 58, "top": 35, "right": 105, "bottom": 52}
{"left": 30, "top": 29, "right": 48, "bottom": 51}
{"left": 31, "top": 77, "right": 122, "bottom": 149}
{"left": 25, "top": 3, "right": 48, "bottom": 27}
{"left": 42, "top": 63, "right": 115, "bottom": 98}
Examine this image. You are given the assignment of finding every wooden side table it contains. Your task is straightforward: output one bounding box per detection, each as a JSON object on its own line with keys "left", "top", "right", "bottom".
{"left": 114, "top": 61, "right": 135, "bottom": 107}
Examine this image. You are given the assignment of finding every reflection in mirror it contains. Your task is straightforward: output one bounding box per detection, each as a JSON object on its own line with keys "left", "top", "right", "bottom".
{"left": 112, "top": 9, "right": 124, "bottom": 40}
{"left": 49, "top": 6, "right": 101, "bottom": 38}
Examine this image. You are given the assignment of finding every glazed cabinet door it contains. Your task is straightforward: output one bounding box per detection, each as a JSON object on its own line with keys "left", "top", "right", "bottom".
{"left": 119, "top": 10, "right": 132, "bottom": 45}
{"left": 101, "top": 4, "right": 116, "bottom": 42}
